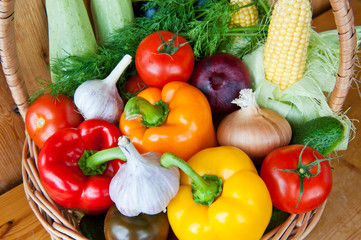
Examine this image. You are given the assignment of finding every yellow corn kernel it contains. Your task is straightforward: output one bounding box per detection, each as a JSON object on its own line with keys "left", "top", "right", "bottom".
{"left": 263, "top": 0, "right": 312, "bottom": 90}
{"left": 231, "top": 0, "right": 258, "bottom": 27}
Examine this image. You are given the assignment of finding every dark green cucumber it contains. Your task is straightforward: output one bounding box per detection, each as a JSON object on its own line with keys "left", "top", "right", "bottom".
{"left": 265, "top": 207, "right": 290, "bottom": 234}
{"left": 291, "top": 116, "right": 344, "bottom": 156}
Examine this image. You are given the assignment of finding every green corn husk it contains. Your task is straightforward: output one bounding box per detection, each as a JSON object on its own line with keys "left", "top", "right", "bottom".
{"left": 242, "top": 26, "right": 361, "bottom": 152}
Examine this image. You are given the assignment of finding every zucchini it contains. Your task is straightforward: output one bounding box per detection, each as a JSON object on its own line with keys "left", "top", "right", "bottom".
{"left": 90, "top": 0, "right": 135, "bottom": 45}
{"left": 291, "top": 116, "right": 345, "bottom": 156}
{"left": 46, "top": 0, "right": 97, "bottom": 80}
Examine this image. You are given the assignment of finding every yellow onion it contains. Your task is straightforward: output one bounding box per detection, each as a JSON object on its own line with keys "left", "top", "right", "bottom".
{"left": 217, "top": 89, "right": 292, "bottom": 164}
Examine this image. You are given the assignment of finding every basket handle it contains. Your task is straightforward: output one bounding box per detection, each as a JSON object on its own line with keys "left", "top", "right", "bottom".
{"left": 327, "top": 0, "right": 358, "bottom": 112}
{"left": 0, "top": 0, "right": 29, "bottom": 120}
{"left": 0, "top": 0, "right": 357, "bottom": 121}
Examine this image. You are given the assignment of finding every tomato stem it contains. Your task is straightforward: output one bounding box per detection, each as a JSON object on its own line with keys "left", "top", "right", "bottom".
{"left": 160, "top": 152, "right": 222, "bottom": 206}
{"left": 298, "top": 168, "right": 306, "bottom": 174}
{"left": 276, "top": 145, "right": 338, "bottom": 208}
{"left": 124, "top": 96, "right": 169, "bottom": 128}
{"left": 157, "top": 31, "right": 189, "bottom": 55}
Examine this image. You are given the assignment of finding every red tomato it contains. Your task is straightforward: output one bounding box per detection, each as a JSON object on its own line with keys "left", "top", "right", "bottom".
{"left": 135, "top": 30, "right": 194, "bottom": 88}
{"left": 260, "top": 145, "right": 332, "bottom": 214}
{"left": 125, "top": 74, "right": 149, "bottom": 95}
{"left": 25, "top": 94, "right": 83, "bottom": 148}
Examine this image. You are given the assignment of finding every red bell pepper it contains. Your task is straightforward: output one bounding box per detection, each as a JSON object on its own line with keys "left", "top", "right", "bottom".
{"left": 38, "top": 119, "right": 125, "bottom": 214}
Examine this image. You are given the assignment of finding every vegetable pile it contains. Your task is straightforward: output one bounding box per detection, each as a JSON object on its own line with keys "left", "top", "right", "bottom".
{"left": 25, "top": 0, "right": 361, "bottom": 239}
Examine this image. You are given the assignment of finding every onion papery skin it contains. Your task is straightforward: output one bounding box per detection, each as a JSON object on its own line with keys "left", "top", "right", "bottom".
{"left": 217, "top": 106, "right": 292, "bottom": 165}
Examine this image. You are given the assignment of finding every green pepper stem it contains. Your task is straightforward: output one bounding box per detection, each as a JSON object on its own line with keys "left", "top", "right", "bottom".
{"left": 124, "top": 96, "right": 169, "bottom": 128}
{"left": 161, "top": 153, "right": 206, "bottom": 188}
{"left": 78, "top": 147, "right": 127, "bottom": 175}
{"left": 160, "top": 152, "right": 222, "bottom": 206}
{"left": 88, "top": 147, "right": 126, "bottom": 168}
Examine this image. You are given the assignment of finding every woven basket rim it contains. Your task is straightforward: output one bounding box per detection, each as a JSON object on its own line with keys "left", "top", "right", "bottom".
{"left": 1, "top": 0, "right": 358, "bottom": 239}
{"left": 21, "top": 134, "right": 328, "bottom": 240}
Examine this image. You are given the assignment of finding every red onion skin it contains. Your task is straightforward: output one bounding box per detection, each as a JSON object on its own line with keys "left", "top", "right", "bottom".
{"left": 189, "top": 53, "right": 252, "bottom": 115}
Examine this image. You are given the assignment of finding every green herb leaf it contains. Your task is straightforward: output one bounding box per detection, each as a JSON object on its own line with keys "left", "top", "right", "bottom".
{"left": 39, "top": 0, "right": 270, "bottom": 100}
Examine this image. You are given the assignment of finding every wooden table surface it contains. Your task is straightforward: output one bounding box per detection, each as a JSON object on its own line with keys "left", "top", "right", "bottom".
{"left": 1, "top": 0, "right": 361, "bottom": 239}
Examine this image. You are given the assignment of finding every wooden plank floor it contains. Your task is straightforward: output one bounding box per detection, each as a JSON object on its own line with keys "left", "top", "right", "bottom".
{"left": 0, "top": 0, "right": 360, "bottom": 239}
{"left": 0, "top": 184, "right": 49, "bottom": 239}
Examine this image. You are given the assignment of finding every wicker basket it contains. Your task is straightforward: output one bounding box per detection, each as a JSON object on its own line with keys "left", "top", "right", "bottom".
{"left": 0, "top": 0, "right": 358, "bottom": 239}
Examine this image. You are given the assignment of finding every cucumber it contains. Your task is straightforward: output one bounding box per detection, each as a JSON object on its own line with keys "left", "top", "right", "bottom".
{"left": 91, "top": 0, "right": 135, "bottom": 45}
{"left": 265, "top": 207, "right": 290, "bottom": 234}
{"left": 46, "top": 0, "right": 97, "bottom": 80}
{"left": 291, "top": 116, "right": 345, "bottom": 156}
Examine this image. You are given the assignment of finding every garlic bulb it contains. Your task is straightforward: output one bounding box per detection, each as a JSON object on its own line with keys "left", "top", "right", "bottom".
{"left": 109, "top": 136, "right": 180, "bottom": 217}
{"left": 74, "top": 54, "right": 132, "bottom": 124}
{"left": 217, "top": 89, "right": 292, "bottom": 164}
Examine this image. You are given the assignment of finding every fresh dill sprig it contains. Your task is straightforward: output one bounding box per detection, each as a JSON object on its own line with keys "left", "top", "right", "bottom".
{"left": 39, "top": 0, "right": 270, "bottom": 99}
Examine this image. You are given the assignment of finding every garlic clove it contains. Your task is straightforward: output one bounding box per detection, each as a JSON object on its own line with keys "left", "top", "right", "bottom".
{"left": 109, "top": 136, "right": 180, "bottom": 217}
{"left": 74, "top": 54, "right": 131, "bottom": 124}
{"left": 74, "top": 79, "right": 124, "bottom": 123}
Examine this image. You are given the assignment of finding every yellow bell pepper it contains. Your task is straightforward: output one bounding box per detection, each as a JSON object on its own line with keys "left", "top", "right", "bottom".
{"left": 160, "top": 146, "right": 272, "bottom": 240}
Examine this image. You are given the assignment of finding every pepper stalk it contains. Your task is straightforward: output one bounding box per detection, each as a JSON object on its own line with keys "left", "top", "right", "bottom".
{"left": 124, "top": 96, "right": 169, "bottom": 128}
{"left": 160, "top": 152, "right": 222, "bottom": 206}
{"left": 79, "top": 137, "right": 223, "bottom": 207}
{"left": 78, "top": 147, "right": 126, "bottom": 175}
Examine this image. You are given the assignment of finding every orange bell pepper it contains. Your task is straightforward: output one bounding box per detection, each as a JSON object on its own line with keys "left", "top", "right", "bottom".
{"left": 119, "top": 81, "right": 217, "bottom": 160}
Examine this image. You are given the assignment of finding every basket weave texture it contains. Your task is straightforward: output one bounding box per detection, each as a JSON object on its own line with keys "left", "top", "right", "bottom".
{"left": 0, "top": 0, "right": 358, "bottom": 239}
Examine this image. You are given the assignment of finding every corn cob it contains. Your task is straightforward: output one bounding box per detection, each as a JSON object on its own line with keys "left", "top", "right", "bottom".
{"left": 231, "top": 0, "right": 259, "bottom": 27}
{"left": 263, "top": 0, "right": 312, "bottom": 90}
